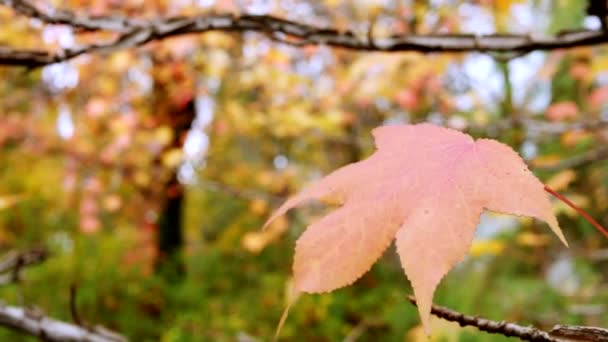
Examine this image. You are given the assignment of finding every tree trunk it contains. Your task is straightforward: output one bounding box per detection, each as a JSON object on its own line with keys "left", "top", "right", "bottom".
{"left": 151, "top": 59, "right": 196, "bottom": 280}
{"left": 155, "top": 171, "right": 186, "bottom": 280}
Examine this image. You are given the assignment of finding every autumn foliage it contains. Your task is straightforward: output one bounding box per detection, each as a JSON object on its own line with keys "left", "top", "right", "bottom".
{"left": 0, "top": 0, "right": 608, "bottom": 341}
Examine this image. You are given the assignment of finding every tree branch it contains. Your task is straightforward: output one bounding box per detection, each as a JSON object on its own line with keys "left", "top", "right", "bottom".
{"left": 478, "top": 116, "right": 608, "bottom": 136}
{"left": 407, "top": 295, "right": 608, "bottom": 342}
{"left": 0, "top": 248, "right": 127, "bottom": 341}
{"left": 532, "top": 146, "right": 608, "bottom": 172}
{"left": 2, "top": 1, "right": 608, "bottom": 66}
{"left": 0, "top": 247, "right": 48, "bottom": 285}
{"left": 0, "top": 304, "right": 126, "bottom": 342}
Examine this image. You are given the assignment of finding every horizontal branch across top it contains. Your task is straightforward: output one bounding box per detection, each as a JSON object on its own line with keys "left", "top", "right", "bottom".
{"left": 1, "top": 0, "right": 608, "bottom": 66}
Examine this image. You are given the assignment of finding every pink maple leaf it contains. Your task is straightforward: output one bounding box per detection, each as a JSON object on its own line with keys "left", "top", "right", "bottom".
{"left": 265, "top": 123, "right": 567, "bottom": 333}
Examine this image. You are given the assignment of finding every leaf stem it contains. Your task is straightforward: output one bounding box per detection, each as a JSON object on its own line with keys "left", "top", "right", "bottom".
{"left": 544, "top": 185, "right": 608, "bottom": 240}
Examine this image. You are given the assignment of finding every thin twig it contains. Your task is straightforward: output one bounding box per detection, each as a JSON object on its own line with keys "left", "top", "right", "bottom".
{"left": 342, "top": 318, "right": 385, "bottom": 342}
{"left": 200, "top": 179, "right": 285, "bottom": 203}
{"left": 69, "top": 283, "right": 86, "bottom": 327}
{"left": 407, "top": 295, "right": 557, "bottom": 341}
{"left": 544, "top": 185, "right": 608, "bottom": 240}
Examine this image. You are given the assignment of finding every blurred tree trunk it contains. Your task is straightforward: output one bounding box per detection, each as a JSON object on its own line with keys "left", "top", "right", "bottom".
{"left": 151, "top": 58, "right": 196, "bottom": 280}
{"left": 156, "top": 171, "right": 186, "bottom": 280}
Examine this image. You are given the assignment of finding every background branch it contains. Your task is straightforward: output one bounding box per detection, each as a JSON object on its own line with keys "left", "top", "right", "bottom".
{"left": 0, "top": 247, "right": 48, "bottom": 285}
{"left": 478, "top": 116, "right": 608, "bottom": 136}
{"left": 532, "top": 146, "right": 608, "bottom": 172}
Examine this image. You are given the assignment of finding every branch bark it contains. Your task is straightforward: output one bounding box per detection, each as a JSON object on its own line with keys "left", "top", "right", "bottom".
{"left": 407, "top": 296, "right": 608, "bottom": 342}
{"left": 0, "top": 304, "right": 126, "bottom": 342}
{"left": 2, "top": 0, "right": 608, "bottom": 66}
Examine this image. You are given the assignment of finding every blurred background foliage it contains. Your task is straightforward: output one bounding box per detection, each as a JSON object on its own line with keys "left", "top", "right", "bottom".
{"left": 0, "top": 0, "right": 607, "bottom": 341}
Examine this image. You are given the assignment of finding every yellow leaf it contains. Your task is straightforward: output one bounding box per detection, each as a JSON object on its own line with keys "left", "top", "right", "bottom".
{"left": 561, "top": 131, "right": 592, "bottom": 147}
{"left": 592, "top": 55, "right": 608, "bottom": 75}
{"left": 472, "top": 109, "right": 490, "bottom": 126}
{"left": 103, "top": 194, "right": 122, "bottom": 212}
{"left": 162, "top": 148, "right": 183, "bottom": 169}
{"left": 265, "top": 49, "right": 290, "bottom": 66}
{"left": 134, "top": 171, "right": 151, "bottom": 187}
{"left": 154, "top": 126, "right": 174, "bottom": 146}
{"left": 494, "top": 0, "right": 525, "bottom": 31}
{"left": 0, "top": 195, "right": 22, "bottom": 210}
{"left": 241, "top": 216, "right": 288, "bottom": 254}
{"left": 516, "top": 232, "right": 550, "bottom": 247}
{"left": 531, "top": 155, "right": 561, "bottom": 168}
{"left": 469, "top": 239, "right": 505, "bottom": 257}
{"left": 201, "top": 32, "right": 237, "bottom": 48}
{"left": 545, "top": 169, "right": 576, "bottom": 191}
{"left": 256, "top": 170, "right": 276, "bottom": 187}
{"left": 110, "top": 51, "right": 133, "bottom": 71}
{"left": 249, "top": 198, "right": 269, "bottom": 216}
{"left": 241, "top": 233, "right": 267, "bottom": 254}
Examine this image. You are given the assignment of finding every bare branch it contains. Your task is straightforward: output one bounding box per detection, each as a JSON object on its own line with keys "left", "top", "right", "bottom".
{"left": 407, "top": 296, "right": 608, "bottom": 342}
{"left": 1, "top": 1, "right": 608, "bottom": 66}
{"left": 0, "top": 304, "right": 126, "bottom": 342}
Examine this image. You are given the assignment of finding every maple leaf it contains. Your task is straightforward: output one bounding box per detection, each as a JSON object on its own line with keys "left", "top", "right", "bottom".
{"left": 265, "top": 123, "right": 567, "bottom": 333}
